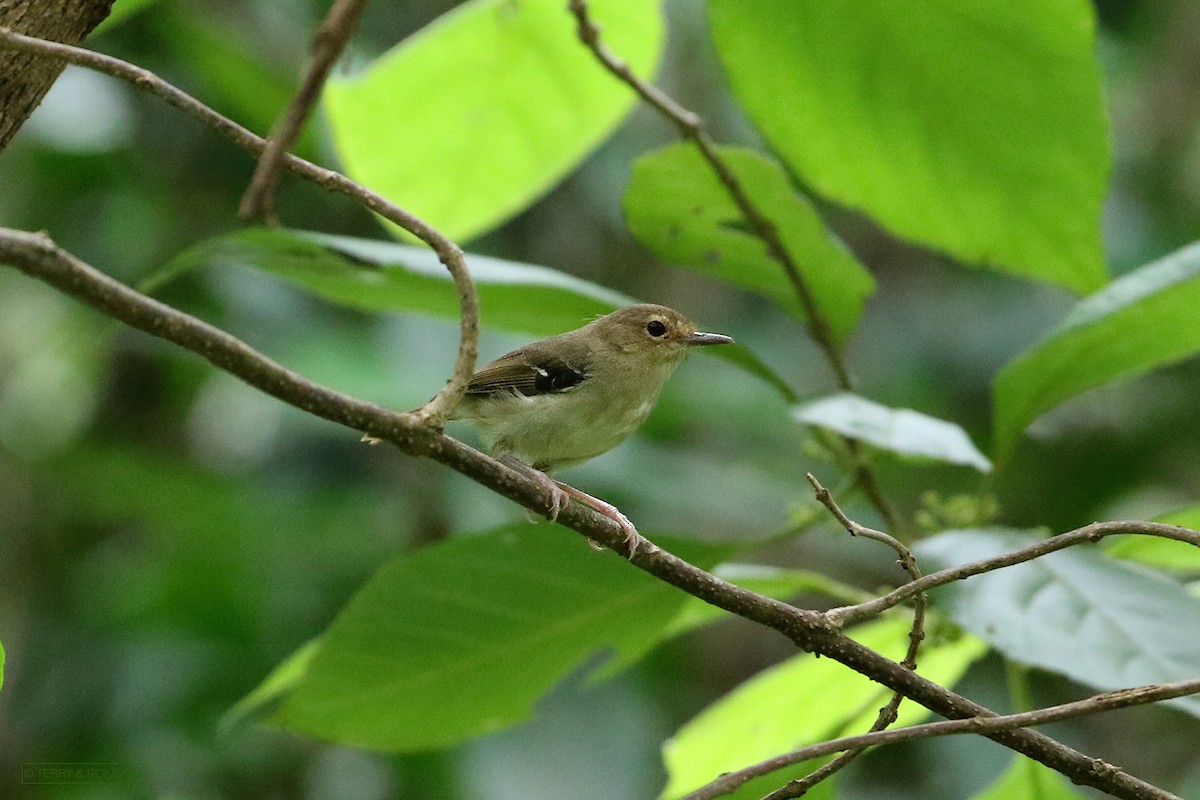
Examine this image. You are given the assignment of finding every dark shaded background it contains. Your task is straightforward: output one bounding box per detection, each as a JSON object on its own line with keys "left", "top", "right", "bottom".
{"left": 1, "top": 1, "right": 1198, "bottom": 798}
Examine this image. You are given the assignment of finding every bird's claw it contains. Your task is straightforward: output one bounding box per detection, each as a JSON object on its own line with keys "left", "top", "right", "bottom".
{"left": 612, "top": 511, "right": 643, "bottom": 559}
{"left": 545, "top": 483, "right": 572, "bottom": 523}
{"left": 498, "top": 454, "right": 647, "bottom": 559}
{"left": 553, "top": 480, "right": 645, "bottom": 559}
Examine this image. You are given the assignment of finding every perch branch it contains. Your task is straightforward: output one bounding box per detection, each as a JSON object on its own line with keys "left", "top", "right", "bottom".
{"left": 0, "top": 227, "right": 1188, "bottom": 800}
{"left": 238, "top": 0, "right": 369, "bottom": 223}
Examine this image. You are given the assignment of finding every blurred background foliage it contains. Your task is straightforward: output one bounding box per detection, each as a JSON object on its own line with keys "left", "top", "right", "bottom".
{"left": 1, "top": 0, "right": 1199, "bottom": 798}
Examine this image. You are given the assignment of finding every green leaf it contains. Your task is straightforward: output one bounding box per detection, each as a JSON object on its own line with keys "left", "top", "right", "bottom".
{"left": 993, "top": 242, "right": 1200, "bottom": 462}
{"left": 274, "top": 524, "right": 729, "bottom": 750}
{"left": 323, "top": 0, "right": 663, "bottom": 242}
{"left": 1104, "top": 505, "right": 1200, "bottom": 572}
{"left": 971, "top": 757, "right": 1084, "bottom": 800}
{"left": 165, "top": 226, "right": 630, "bottom": 334}
{"left": 708, "top": 0, "right": 1109, "bottom": 293}
{"left": 917, "top": 529, "right": 1200, "bottom": 718}
{"left": 163, "top": 227, "right": 796, "bottom": 400}
{"left": 660, "top": 615, "right": 987, "bottom": 799}
{"left": 624, "top": 143, "right": 875, "bottom": 342}
{"left": 794, "top": 392, "right": 992, "bottom": 472}
{"left": 222, "top": 639, "right": 322, "bottom": 733}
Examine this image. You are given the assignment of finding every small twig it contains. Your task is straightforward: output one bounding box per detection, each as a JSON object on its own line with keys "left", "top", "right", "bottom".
{"left": 778, "top": 474, "right": 927, "bottom": 798}
{"left": 0, "top": 26, "right": 475, "bottom": 427}
{"left": 239, "top": 0, "right": 369, "bottom": 223}
{"left": 565, "top": 0, "right": 902, "bottom": 536}
{"left": 682, "top": 676, "right": 1200, "bottom": 800}
{"left": 827, "top": 520, "right": 1200, "bottom": 628}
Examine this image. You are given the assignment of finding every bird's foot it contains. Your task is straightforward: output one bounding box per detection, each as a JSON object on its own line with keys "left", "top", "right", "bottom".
{"left": 552, "top": 481, "right": 647, "bottom": 559}
{"left": 361, "top": 433, "right": 383, "bottom": 445}
{"left": 498, "top": 455, "right": 572, "bottom": 524}
{"left": 495, "top": 455, "right": 647, "bottom": 558}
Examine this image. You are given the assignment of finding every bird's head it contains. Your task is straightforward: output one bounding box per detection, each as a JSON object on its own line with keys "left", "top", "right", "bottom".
{"left": 588, "top": 304, "right": 733, "bottom": 359}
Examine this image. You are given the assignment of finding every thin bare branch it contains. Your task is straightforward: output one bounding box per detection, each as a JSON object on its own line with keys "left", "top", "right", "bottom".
{"left": 683, "top": 677, "right": 1200, "bottom": 800}
{"left": 827, "top": 520, "right": 1200, "bottom": 628}
{"left": 567, "top": 0, "right": 842, "bottom": 381}
{"left": 0, "top": 26, "right": 474, "bottom": 426}
{"left": 775, "top": 474, "right": 928, "bottom": 798}
{"left": 564, "top": 0, "right": 901, "bottom": 535}
{"left": 0, "top": 227, "right": 1186, "bottom": 800}
{"left": 238, "top": 0, "right": 369, "bottom": 223}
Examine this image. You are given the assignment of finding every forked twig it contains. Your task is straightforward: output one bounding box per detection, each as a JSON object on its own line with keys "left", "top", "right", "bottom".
{"left": 773, "top": 474, "right": 927, "bottom": 798}
{"left": 682, "top": 676, "right": 1200, "bottom": 800}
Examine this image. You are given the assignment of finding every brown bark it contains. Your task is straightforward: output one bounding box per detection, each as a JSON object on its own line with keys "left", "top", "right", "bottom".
{"left": 0, "top": 0, "right": 114, "bottom": 150}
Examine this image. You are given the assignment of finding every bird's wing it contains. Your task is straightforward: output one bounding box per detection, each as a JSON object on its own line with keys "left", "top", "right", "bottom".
{"left": 466, "top": 350, "right": 589, "bottom": 397}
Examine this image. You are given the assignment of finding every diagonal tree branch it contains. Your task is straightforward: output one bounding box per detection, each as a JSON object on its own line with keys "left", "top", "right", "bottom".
{"left": 0, "top": 226, "right": 1188, "bottom": 800}
{"left": 238, "top": 0, "right": 369, "bottom": 223}
{"left": 684, "top": 676, "right": 1200, "bottom": 800}
{"left": 777, "top": 473, "right": 929, "bottom": 798}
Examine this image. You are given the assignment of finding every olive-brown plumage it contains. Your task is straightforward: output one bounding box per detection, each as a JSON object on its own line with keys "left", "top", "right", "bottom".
{"left": 451, "top": 304, "right": 732, "bottom": 471}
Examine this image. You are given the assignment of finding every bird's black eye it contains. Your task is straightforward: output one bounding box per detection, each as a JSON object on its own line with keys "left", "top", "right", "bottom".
{"left": 646, "top": 319, "right": 668, "bottom": 337}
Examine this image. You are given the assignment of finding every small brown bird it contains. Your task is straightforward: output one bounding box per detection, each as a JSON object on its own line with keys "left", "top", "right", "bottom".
{"left": 454, "top": 304, "right": 732, "bottom": 554}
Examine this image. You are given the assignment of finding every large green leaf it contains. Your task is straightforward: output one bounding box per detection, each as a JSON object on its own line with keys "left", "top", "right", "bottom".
{"left": 624, "top": 143, "right": 875, "bottom": 343}
{"left": 917, "top": 529, "right": 1200, "bottom": 718}
{"left": 323, "top": 0, "right": 663, "bottom": 242}
{"left": 163, "top": 228, "right": 797, "bottom": 400}
{"left": 794, "top": 392, "right": 992, "bottom": 472}
{"left": 708, "top": 0, "right": 1109, "bottom": 293}
{"left": 164, "top": 227, "right": 630, "bottom": 335}
{"left": 274, "top": 524, "right": 729, "bottom": 750}
{"left": 1104, "top": 505, "right": 1200, "bottom": 573}
{"left": 971, "top": 757, "right": 1083, "bottom": 800}
{"left": 993, "top": 242, "right": 1200, "bottom": 462}
{"left": 235, "top": 562, "right": 830, "bottom": 730}
{"left": 660, "top": 615, "right": 987, "bottom": 799}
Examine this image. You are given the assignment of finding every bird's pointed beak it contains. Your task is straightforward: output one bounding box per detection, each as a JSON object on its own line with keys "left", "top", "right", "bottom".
{"left": 686, "top": 331, "right": 734, "bottom": 346}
